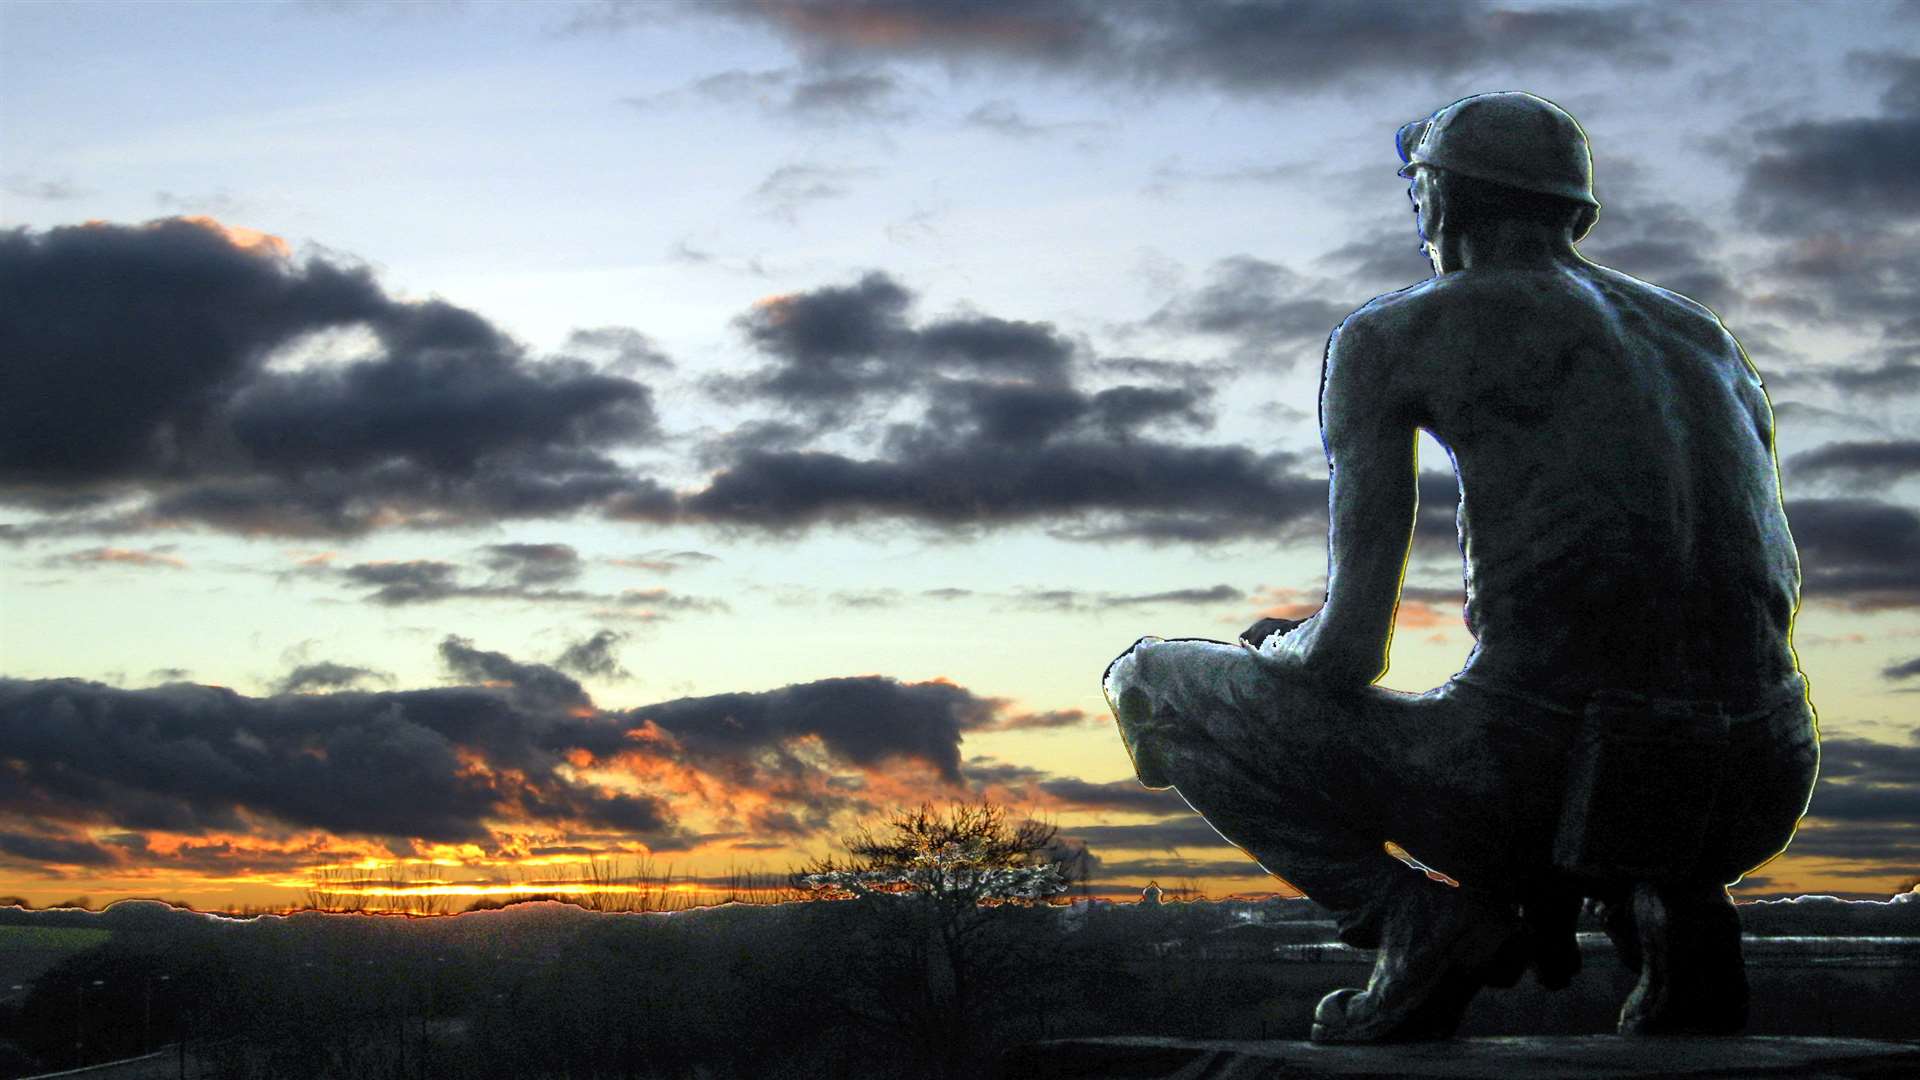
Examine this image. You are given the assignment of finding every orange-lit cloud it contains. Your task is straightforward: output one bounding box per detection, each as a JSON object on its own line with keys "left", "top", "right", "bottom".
{"left": 175, "top": 214, "right": 291, "bottom": 257}
{"left": 56, "top": 546, "right": 187, "bottom": 570}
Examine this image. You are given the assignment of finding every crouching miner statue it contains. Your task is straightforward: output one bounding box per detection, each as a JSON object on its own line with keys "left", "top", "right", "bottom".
{"left": 1103, "top": 92, "right": 1818, "bottom": 1043}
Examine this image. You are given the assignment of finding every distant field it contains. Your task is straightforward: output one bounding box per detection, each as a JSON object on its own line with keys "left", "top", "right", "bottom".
{"left": 0, "top": 926, "right": 112, "bottom": 991}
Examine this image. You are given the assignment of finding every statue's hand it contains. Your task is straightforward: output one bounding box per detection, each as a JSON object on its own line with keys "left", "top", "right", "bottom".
{"left": 1240, "top": 616, "right": 1304, "bottom": 651}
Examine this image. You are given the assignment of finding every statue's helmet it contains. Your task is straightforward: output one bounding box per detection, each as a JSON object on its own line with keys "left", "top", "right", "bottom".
{"left": 1396, "top": 91, "right": 1600, "bottom": 208}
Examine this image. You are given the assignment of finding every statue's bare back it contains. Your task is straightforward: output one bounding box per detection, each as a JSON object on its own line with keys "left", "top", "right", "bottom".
{"left": 1350, "top": 261, "right": 1801, "bottom": 703}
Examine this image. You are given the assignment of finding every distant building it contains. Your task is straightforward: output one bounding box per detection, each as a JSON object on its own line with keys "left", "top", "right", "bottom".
{"left": 1141, "top": 882, "right": 1163, "bottom": 906}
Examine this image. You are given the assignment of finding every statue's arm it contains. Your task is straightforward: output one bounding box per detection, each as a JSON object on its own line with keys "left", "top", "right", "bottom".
{"left": 1288, "top": 316, "right": 1420, "bottom": 685}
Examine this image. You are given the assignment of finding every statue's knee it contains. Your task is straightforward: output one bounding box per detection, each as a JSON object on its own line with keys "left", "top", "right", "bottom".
{"left": 1103, "top": 635, "right": 1162, "bottom": 703}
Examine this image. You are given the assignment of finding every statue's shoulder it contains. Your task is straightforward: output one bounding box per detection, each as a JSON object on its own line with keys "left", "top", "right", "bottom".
{"left": 1583, "top": 262, "right": 1729, "bottom": 330}
{"left": 1331, "top": 276, "right": 1482, "bottom": 364}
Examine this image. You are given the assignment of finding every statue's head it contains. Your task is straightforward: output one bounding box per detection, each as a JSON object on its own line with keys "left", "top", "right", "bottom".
{"left": 1396, "top": 92, "right": 1602, "bottom": 264}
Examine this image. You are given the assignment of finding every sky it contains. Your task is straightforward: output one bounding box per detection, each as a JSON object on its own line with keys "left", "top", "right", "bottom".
{"left": 2, "top": 0, "right": 1917, "bottom": 911}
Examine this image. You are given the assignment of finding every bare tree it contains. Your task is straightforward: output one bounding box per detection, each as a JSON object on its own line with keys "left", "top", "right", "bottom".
{"left": 793, "top": 801, "right": 1078, "bottom": 1076}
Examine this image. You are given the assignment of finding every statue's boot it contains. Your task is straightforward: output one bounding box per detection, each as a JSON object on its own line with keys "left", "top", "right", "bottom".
{"left": 1616, "top": 882, "right": 1748, "bottom": 1035}
{"left": 1310, "top": 879, "right": 1519, "bottom": 1043}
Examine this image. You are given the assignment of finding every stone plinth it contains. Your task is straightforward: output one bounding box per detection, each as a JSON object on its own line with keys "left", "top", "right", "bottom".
{"left": 996, "top": 1035, "right": 1920, "bottom": 1079}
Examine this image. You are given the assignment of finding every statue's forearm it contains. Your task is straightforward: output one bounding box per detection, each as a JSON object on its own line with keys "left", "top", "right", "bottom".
{"left": 1307, "top": 441, "right": 1418, "bottom": 683}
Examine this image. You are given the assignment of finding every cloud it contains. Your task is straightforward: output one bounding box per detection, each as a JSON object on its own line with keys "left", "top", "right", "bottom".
{"left": 1825, "top": 357, "right": 1920, "bottom": 397}
{"left": 553, "top": 629, "right": 631, "bottom": 681}
{"left": 720, "top": 271, "right": 1078, "bottom": 426}
{"left": 630, "top": 65, "right": 910, "bottom": 124}
{"left": 682, "top": 439, "right": 1323, "bottom": 541}
{"left": 482, "top": 542, "right": 584, "bottom": 587}
{"left": 275, "top": 661, "right": 393, "bottom": 695}
{"left": 335, "top": 556, "right": 729, "bottom": 615}
{"left": 1062, "top": 819, "right": 1238, "bottom": 852}
{"left": 0, "top": 218, "right": 669, "bottom": 537}
{"left": 1, "top": 639, "right": 1119, "bottom": 876}
{"left": 0, "top": 830, "right": 118, "bottom": 868}
{"left": 962, "top": 99, "right": 1097, "bottom": 140}
{"left": 752, "top": 163, "right": 875, "bottom": 222}
{"left": 1885, "top": 656, "right": 1920, "bottom": 680}
{"left": 1785, "top": 731, "right": 1920, "bottom": 880}
{"left": 342, "top": 559, "right": 462, "bottom": 604}
{"left": 1789, "top": 440, "right": 1920, "bottom": 486}
{"left": 45, "top": 546, "right": 186, "bottom": 570}
{"left": 716, "top": 1, "right": 1673, "bottom": 91}
{"left": 607, "top": 549, "right": 722, "bottom": 574}
{"left": 1785, "top": 497, "right": 1920, "bottom": 609}
{"left": 1004, "top": 583, "right": 1246, "bottom": 613}
{"left": 0, "top": 670, "right": 677, "bottom": 849}
{"left": 1145, "top": 255, "right": 1349, "bottom": 365}
{"left": 558, "top": 326, "right": 675, "bottom": 373}
{"left": 683, "top": 269, "right": 1341, "bottom": 539}
{"left": 439, "top": 635, "right": 590, "bottom": 709}
{"left": 786, "top": 69, "right": 910, "bottom": 121}
{"left": 1739, "top": 51, "right": 1920, "bottom": 231}
{"left": 629, "top": 675, "right": 1000, "bottom": 784}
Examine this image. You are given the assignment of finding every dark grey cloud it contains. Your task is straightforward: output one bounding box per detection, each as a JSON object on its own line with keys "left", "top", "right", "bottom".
{"left": 559, "top": 326, "right": 675, "bottom": 373}
{"left": 342, "top": 559, "right": 462, "bottom": 604}
{"left": 1087, "top": 385, "right": 1212, "bottom": 437}
{"left": 987, "top": 707, "right": 1094, "bottom": 731}
{"left": 963, "top": 758, "right": 1190, "bottom": 814}
{"left": 1315, "top": 225, "right": 1433, "bottom": 297}
{"left": 1007, "top": 583, "right": 1245, "bottom": 613}
{"left": 1739, "top": 51, "right": 1920, "bottom": 231}
{"left": 553, "top": 629, "right": 631, "bottom": 681}
{"left": 482, "top": 542, "right": 584, "bottom": 587}
{"left": 682, "top": 439, "right": 1323, "bottom": 541}
{"left": 2, "top": 644, "right": 1117, "bottom": 873}
{"left": 684, "top": 271, "right": 1335, "bottom": 540}
{"left": 275, "top": 661, "right": 393, "bottom": 695}
{"left": 1789, "top": 440, "right": 1920, "bottom": 486}
{"left": 1827, "top": 358, "right": 1920, "bottom": 396}
{"left": 1088, "top": 856, "right": 1262, "bottom": 881}
{"left": 1146, "top": 255, "right": 1349, "bottom": 365}
{"left": 629, "top": 675, "right": 1000, "bottom": 783}
{"left": 714, "top": 1, "right": 1673, "bottom": 92}
{"left": 440, "top": 634, "right": 590, "bottom": 709}
{"left": 0, "top": 668, "right": 678, "bottom": 848}
{"left": 787, "top": 69, "right": 909, "bottom": 121}
{"left": 1771, "top": 823, "right": 1920, "bottom": 867}
{"left": 721, "top": 271, "right": 1075, "bottom": 428}
{"left": 727, "top": 271, "right": 915, "bottom": 412}
{"left": 336, "top": 557, "right": 728, "bottom": 616}
{"left": 1062, "top": 819, "right": 1237, "bottom": 852}
{"left": 0, "top": 219, "right": 667, "bottom": 537}
{"left": 0, "top": 830, "right": 118, "bottom": 867}
{"left": 1884, "top": 656, "right": 1920, "bottom": 680}
{"left": 631, "top": 65, "right": 909, "bottom": 124}
{"left": 1031, "top": 776, "right": 1189, "bottom": 815}
{"left": 1110, "top": 585, "right": 1243, "bottom": 607}
{"left": 1784, "top": 497, "right": 1920, "bottom": 609}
